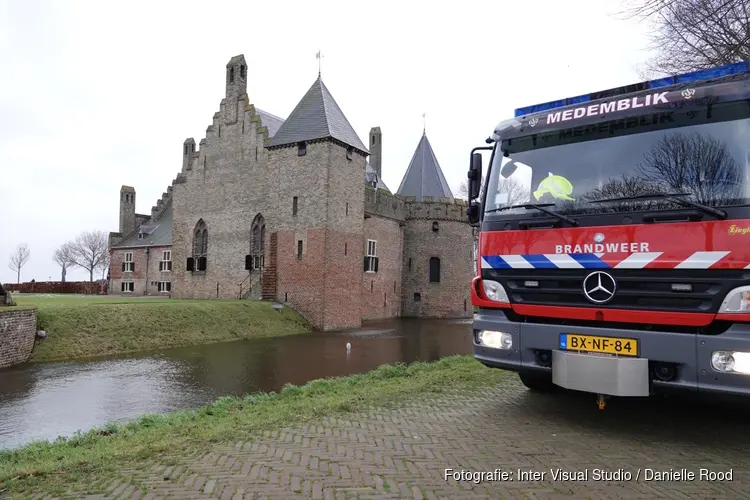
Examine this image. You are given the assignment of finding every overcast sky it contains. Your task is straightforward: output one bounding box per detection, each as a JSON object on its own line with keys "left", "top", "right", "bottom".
{"left": 0, "top": 0, "right": 652, "bottom": 283}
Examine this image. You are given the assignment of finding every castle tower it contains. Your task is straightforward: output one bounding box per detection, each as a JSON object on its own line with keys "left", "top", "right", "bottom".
{"left": 369, "top": 127, "right": 382, "bottom": 178}
{"left": 119, "top": 185, "right": 136, "bottom": 235}
{"left": 398, "top": 133, "right": 472, "bottom": 318}
{"left": 266, "top": 75, "right": 369, "bottom": 331}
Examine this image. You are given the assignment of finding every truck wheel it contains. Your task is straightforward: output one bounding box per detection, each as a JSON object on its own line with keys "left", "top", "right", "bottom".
{"left": 518, "top": 372, "right": 557, "bottom": 393}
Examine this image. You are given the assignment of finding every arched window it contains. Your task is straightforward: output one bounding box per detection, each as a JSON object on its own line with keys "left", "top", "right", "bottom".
{"left": 191, "top": 219, "right": 208, "bottom": 272}
{"left": 251, "top": 213, "right": 265, "bottom": 270}
{"left": 429, "top": 257, "right": 441, "bottom": 283}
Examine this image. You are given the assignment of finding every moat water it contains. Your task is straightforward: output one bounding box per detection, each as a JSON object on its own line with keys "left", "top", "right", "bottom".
{"left": 0, "top": 318, "right": 472, "bottom": 450}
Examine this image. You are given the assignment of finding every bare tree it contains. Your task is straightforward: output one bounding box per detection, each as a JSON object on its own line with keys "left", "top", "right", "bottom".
{"left": 579, "top": 175, "right": 668, "bottom": 212}
{"left": 622, "top": 0, "right": 750, "bottom": 76}
{"left": 8, "top": 244, "right": 31, "bottom": 284}
{"left": 53, "top": 242, "right": 75, "bottom": 282}
{"left": 459, "top": 175, "right": 530, "bottom": 263}
{"left": 68, "top": 230, "right": 109, "bottom": 282}
{"left": 98, "top": 251, "right": 110, "bottom": 280}
{"left": 635, "top": 132, "right": 742, "bottom": 205}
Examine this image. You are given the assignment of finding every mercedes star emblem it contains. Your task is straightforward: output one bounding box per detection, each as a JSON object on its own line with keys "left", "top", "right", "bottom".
{"left": 582, "top": 271, "right": 617, "bottom": 304}
{"left": 593, "top": 232, "right": 605, "bottom": 243}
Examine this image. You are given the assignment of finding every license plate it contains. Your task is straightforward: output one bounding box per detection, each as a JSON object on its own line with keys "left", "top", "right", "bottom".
{"left": 559, "top": 333, "right": 638, "bottom": 357}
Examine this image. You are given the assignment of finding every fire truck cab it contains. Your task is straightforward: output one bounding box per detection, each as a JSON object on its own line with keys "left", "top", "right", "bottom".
{"left": 466, "top": 61, "right": 750, "bottom": 406}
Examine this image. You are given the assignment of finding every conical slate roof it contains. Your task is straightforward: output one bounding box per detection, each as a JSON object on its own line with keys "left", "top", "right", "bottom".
{"left": 365, "top": 160, "right": 390, "bottom": 192}
{"left": 266, "top": 76, "right": 368, "bottom": 153}
{"left": 396, "top": 132, "right": 454, "bottom": 201}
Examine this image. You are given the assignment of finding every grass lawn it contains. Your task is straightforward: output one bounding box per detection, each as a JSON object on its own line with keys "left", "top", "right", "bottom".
{"left": 10, "top": 294, "right": 311, "bottom": 362}
{"left": 0, "top": 355, "right": 510, "bottom": 496}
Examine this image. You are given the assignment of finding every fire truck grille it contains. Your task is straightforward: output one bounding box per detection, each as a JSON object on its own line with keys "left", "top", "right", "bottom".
{"left": 481, "top": 268, "right": 748, "bottom": 313}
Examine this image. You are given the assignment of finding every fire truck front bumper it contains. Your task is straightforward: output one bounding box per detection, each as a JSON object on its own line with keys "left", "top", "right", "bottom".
{"left": 472, "top": 309, "right": 750, "bottom": 398}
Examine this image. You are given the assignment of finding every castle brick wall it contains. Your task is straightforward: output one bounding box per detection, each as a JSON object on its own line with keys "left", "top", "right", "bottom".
{"left": 171, "top": 97, "right": 270, "bottom": 300}
{"left": 362, "top": 214, "right": 404, "bottom": 320}
{"left": 401, "top": 200, "right": 473, "bottom": 319}
{"left": 0, "top": 308, "right": 37, "bottom": 368}
{"left": 110, "top": 246, "right": 173, "bottom": 296}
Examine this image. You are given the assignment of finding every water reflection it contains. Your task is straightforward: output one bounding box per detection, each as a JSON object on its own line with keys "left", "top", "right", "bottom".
{"left": 0, "top": 318, "right": 471, "bottom": 450}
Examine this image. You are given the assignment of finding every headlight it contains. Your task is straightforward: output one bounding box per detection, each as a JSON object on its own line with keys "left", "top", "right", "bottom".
{"left": 482, "top": 280, "right": 509, "bottom": 303}
{"left": 477, "top": 330, "right": 512, "bottom": 349}
{"left": 711, "top": 351, "right": 750, "bottom": 375}
{"left": 718, "top": 286, "right": 750, "bottom": 313}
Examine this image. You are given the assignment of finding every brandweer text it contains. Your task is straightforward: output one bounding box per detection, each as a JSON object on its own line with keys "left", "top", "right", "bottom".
{"left": 555, "top": 243, "right": 650, "bottom": 254}
{"left": 547, "top": 92, "right": 669, "bottom": 124}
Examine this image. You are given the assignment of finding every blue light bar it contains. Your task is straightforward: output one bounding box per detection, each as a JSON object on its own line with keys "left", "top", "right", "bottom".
{"left": 514, "top": 60, "right": 750, "bottom": 118}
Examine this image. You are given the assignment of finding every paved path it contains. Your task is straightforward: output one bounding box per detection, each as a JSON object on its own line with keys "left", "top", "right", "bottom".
{"left": 29, "top": 376, "right": 750, "bottom": 499}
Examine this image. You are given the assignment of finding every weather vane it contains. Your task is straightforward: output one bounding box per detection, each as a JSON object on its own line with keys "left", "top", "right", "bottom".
{"left": 316, "top": 50, "right": 324, "bottom": 76}
{"left": 423, "top": 113, "right": 426, "bottom": 134}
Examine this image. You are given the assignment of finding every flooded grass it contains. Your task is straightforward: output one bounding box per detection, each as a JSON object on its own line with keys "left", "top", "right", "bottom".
{"left": 0, "top": 355, "right": 509, "bottom": 496}
{"left": 13, "top": 295, "right": 311, "bottom": 362}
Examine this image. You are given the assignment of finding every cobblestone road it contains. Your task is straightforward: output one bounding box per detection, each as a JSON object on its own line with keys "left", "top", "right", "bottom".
{"left": 28, "top": 375, "right": 750, "bottom": 499}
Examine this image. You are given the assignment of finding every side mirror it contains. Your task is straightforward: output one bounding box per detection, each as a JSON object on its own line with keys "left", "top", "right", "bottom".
{"left": 466, "top": 203, "right": 480, "bottom": 225}
{"left": 467, "top": 153, "right": 483, "bottom": 200}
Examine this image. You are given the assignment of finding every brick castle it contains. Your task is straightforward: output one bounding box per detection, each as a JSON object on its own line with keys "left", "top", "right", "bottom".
{"left": 108, "top": 54, "right": 473, "bottom": 331}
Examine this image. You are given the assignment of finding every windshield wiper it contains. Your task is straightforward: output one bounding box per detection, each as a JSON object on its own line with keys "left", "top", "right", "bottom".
{"left": 486, "top": 203, "right": 579, "bottom": 226}
{"left": 589, "top": 192, "right": 727, "bottom": 219}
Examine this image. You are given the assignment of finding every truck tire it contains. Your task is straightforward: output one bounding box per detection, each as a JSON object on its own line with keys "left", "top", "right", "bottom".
{"left": 518, "top": 371, "right": 557, "bottom": 393}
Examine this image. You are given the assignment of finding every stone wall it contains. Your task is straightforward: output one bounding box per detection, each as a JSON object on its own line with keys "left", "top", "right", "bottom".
{"left": 171, "top": 94, "right": 271, "bottom": 300}
{"left": 0, "top": 308, "right": 37, "bottom": 368}
{"left": 362, "top": 214, "right": 404, "bottom": 320}
{"left": 401, "top": 199, "right": 473, "bottom": 318}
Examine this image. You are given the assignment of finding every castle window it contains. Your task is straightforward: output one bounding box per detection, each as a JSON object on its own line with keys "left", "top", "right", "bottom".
{"left": 229, "top": 67, "right": 234, "bottom": 83}
{"left": 184, "top": 144, "right": 188, "bottom": 155}
{"left": 372, "top": 135, "right": 376, "bottom": 145}
{"left": 240, "top": 65, "right": 246, "bottom": 79}
{"left": 364, "top": 239, "right": 378, "bottom": 273}
{"left": 344, "top": 242, "right": 347, "bottom": 255}
{"left": 292, "top": 197, "right": 298, "bottom": 216}
{"left": 157, "top": 281, "right": 171, "bottom": 293}
{"left": 191, "top": 220, "right": 208, "bottom": 272}
{"left": 346, "top": 202, "right": 349, "bottom": 216}
{"left": 429, "top": 257, "right": 441, "bottom": 283}
{"left": 297, "top": 142, "right": 306, "bottom": 156}
{"left": 121, "top": 281, "right": 134, "bottom": 293}
{"left": 123, "top": 252, "right": 134, "bottom": 273}
{"left": 346, "top": 147, "right": 353, "bottom": 160}
{"left": 297, "top": 240, "right": 303, "bottom": 260}
{"left": 408, "top": 258, "right": 412, "bottom": 271}
{"left": 159, "top": 250, "right": 172, "bottom": 272}
{"left": 191, "top": 143, "right": 195, "bottom": 153}
{"left": 414, "top": 292, "right": 421, "bottom": 302}
{"left": 393, "top": 281, "right": 396, "bottom": 293}
{"left": 432, "top": 221, "right": 439, "bottom": 232}
{"left": 250, "top": 213, "right": 265, "bottom": 270}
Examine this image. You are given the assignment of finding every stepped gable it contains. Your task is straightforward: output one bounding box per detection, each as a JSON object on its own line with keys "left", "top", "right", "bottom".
{"left": 396, "top": 132, "right": 454, "bottom": 202}
{"left": 266, "top": 75, "right": 368, "bottom": 154}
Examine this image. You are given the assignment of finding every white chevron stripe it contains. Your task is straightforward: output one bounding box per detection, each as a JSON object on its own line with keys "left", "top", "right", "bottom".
{"left": 481, "top": 257, "right": 492, "bottom": 269}
{"left": 745, "top": 263, "right": 750, "bottom": 270}
{"left": 674, "top": 251, "right": 730, "bottom": 269}
{"left": 501, "top": 255, "right": 535, "bottom": 269}
{"left": 614, "top": 252, "right": 663, "bottom": 269}
{"left": 542, "top": 254, "right": 584, "bottom": 268}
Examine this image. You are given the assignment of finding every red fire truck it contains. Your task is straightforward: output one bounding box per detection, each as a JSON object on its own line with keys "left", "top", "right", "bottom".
{"left": 466, "top": 61, "right": 750, "bottom": 409}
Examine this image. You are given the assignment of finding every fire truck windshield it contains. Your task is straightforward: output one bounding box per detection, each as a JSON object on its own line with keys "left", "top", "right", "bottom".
{"left": 484, "top": 100, "right": 750, "bottom": 217}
